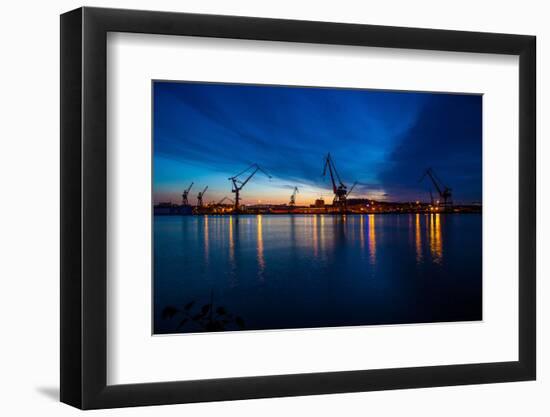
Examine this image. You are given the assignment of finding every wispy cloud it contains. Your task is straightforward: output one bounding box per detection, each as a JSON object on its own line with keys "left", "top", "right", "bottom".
{"left": 153, "top": 82, "right": 481, "bottom": 204}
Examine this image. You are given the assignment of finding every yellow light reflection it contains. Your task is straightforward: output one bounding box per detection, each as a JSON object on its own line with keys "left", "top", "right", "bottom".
{"left": 435, "top": 213, "right": 442, "bottom": 261}
{"left": 312, "top": 215, "right": 319, "bottom": 257}
{"left": 415, "top": 213, "right": 422, "bottom": 264}
{"left": 257, "top": 215, "right": 265, "bottom": 280}
{"left": 429, "top": 213, "right": 443, "bottom": 264}
{"left": 368, "top": 214, "right": 376, "bottom": 264}
{"left": 228, "top": 215, "right": 234, "bottom": 264}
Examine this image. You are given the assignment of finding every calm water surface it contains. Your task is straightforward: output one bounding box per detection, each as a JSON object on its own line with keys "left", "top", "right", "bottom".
{"left": 154, "top": 214, "right": 481, "bottom": 334}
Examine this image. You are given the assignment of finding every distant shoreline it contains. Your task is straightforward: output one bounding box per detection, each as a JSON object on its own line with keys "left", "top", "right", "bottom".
{"left": 153, "top": 210, "right": 482, "bottom": 216}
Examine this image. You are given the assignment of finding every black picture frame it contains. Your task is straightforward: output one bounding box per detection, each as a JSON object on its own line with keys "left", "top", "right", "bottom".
{"left": 60, "top": 6, "right": 536, "bottom": 409}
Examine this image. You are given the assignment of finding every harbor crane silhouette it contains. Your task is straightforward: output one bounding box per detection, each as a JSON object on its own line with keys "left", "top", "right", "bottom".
{"left": 322, "top": 153, "right": 357, "bottom": 211}
{"left": 419, "top": 168, "right": 453, "bottom": 210}
{"left": 289, "top": 186, "right": 299, "bottom": 207}
{"left": 181, "top": 182, "right": 194, "bottom": 206}
{"left": 197, "top": 186, "right": 208, "bottom": 208}
{"left": 228, "top": 164, "right": 271, "bottom": 213}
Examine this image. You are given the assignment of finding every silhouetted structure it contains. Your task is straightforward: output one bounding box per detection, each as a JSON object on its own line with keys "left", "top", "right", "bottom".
{"left": 181, "top": 182, "right": 193, "bottom": 206}
{"left": 228, "top": 164, "right": 271, "bottom": 213}
{"left": 289, "top": 186, "right": 299, "bottom": 207}
{"left": 419, "top": 168, "right": 453, "bottom": 211}
{"left": 197, "top": 186, "right": 208, "bottom": 208}
{"left": 322, "top": 153, "right": 357, "bottom": 211}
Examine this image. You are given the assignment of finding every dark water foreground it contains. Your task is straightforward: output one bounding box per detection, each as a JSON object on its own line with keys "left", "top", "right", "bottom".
{"left": 154, "top": 214, "right": 482, "bottom": 334}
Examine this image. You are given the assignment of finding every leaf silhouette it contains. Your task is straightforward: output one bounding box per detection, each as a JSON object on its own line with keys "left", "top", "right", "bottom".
{"left": 162, "top": 297, "right": 247, "bottom": 334}
{"left": 161, "top": 306, "right": 180, "bottom": 320}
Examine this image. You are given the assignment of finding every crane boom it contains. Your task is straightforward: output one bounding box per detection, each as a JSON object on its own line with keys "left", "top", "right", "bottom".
{"left": 217, "top": 196, "right": 233, "bottom": 205}
{"left": 331, "top": 163, "right": 344, "bottom": 187}
{"left": 322, "top": 153, "right": 340, "bottom": 193}
{"left": 423, "top": 169, "right": 443, "bottom": 197}
{"left": 347, "top": 181, "right": 357, "bottom": 197}
{"left": 240, "top": 166, "right": 260, "bottom": 188}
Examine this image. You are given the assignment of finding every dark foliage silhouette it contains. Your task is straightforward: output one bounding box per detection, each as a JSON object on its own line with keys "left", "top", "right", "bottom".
{"left": 162, "top": 292, "right": 246, "bottom": 332}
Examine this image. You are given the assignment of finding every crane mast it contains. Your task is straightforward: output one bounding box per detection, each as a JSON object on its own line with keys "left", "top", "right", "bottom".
{"left": 228, "top": 163, "right": 271, "bottom": 213}
{"left": 197, "top": 186, "right": 208, "bottom": 208}
{"left": 181, "top": 182, "right": 194, "bottom": 205}
{"left": 289, "top": 187, "right": 299, "bottom": 207}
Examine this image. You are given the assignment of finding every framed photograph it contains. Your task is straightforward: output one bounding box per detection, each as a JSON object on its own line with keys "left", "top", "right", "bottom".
{"left": 60, "top": 7, "right": 536, "bottom": 409}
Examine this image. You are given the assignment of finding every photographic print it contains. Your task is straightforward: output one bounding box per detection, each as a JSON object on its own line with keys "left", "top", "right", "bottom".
{"left": 153, "top": 81, "right": 482, "bottom": 335}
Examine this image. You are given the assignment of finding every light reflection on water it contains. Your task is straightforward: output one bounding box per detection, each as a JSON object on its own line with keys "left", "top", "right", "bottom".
{"left": 428, "top": 213, "right": 443, "bottom": 264}
{"left": 203, "top": 215, "right": 209, "bottom": 264}
{"left": 312, "top": 215, "right": 318, "bottom": 257}
{"left": 257, "top": 215, "right": 265, "bottom": 280}
{"left": 154, "top": 213, "right": 481, "bottom": 334}
{"left": 368, "top": 214, "right": 376, "bottom": 265}
{"left": 359, "top": 214, "right": 365, "bottom": 251}
{"left": 228, "top": 215, "right": 234, "bottom": 264}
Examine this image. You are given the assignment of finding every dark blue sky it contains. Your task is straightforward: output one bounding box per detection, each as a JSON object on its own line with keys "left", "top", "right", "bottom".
{"left": 153, "top": 81, "right": 482, "bottom": 205}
